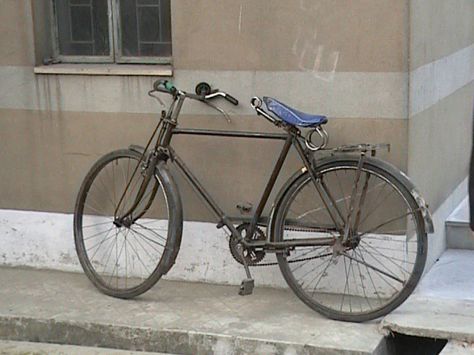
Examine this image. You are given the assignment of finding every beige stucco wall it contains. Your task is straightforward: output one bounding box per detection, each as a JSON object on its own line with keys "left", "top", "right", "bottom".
{"left": 408, "top": 0, "right": 474, "bottom": 211}
{"left": 408, "top": 83, "right": 473, "bottom": 211}
{"left": 0, "top": 0, "right": 409, "bottom": 222}
{"left": 407, "top": 0, "right": 474, "bottom": 269}
{"left": 172, "top": 0, "right": 408, "bottom": 72}
{"left": 410, "top": 0, "right": 474, "bottom": 70}
{"left": 0, "top": 0, "right": 35, "bottom": 66}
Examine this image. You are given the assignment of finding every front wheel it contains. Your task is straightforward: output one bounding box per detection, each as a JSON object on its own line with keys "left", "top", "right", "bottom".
{"left": 74, "top": 149, "right": 183, "bottom": 299}
{"left": 272, "top": 156, "right": 427, "bottom": 322}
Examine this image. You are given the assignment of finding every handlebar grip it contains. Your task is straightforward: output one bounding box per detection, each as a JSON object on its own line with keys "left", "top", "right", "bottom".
{"left": 153, "top": 80, "right": 176, "bottom": 94}
{"left": 225, "top": 94, "right": 239, "bottom": 106}
{"left": 164, "top": 81, "right": 176, "bottom": 92}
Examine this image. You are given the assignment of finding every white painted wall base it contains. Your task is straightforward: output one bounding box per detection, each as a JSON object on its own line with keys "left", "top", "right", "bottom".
{"left": 0, "top": 176, "right": 467, "bottom": 287}
{"left": 0, "top": 209, "right": 287, "bottom": 287}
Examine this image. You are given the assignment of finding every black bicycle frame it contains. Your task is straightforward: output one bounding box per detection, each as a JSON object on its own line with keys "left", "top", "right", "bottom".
{"left": 152, "top": 101, "right": 339, "bottom": 251}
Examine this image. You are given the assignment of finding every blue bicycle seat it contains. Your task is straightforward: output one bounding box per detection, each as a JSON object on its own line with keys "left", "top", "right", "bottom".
{"left": 263, "top": 97, "right": 328, "bottom": 127}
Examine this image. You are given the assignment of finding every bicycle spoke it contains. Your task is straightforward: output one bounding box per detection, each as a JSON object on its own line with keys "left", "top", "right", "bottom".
{"left": 83, "top": 220, "right": 113, "bottom": 229}
{"left": 355, "top": 247, "right": 383, "bottom": 306}
{"left": 341, "top": 255, "right": 351, "bottom": 312}
{"left": 133, "top": 222, "right": 168, "bottom": 242}
{"left": 358, "top": 241, "right": 411, "bottom": 276}
{"left": 128, "top": 230, "right": 157, "bottom": 266}
{"left": 84, "top": 226, "right": 114, "bottom": 241}
{"left": 98, "top": 229, "right": 119, "bottom": 277}
{"left": 358, "top": 210, "right": 419, "bottom": 239}
{"left": 129, "top": 228, "right": 163, "bottom": 256}
{"left": 126, "top": 236, "right": 153, "bottom": 276}
{"left": 289, "top": 247, "right": 329, "bottom": 271}
{"left": 341, "top": 251, "right": 404, "bottom": 284}
{"left": 129, "top": 227, "right": 165, "bottom": 248}
{"left": 87, "top": 228, "right": 115, "bottom": 256}
{"left": 107, "top": 231, "right": 127, "bottom": 285}
{"left": 309, "top": 256, "right": 335, "bottom": 297}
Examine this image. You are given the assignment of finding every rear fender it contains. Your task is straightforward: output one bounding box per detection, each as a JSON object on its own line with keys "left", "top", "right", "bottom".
{"left": 268, "top": 155, "right": 434, "bottom": 241}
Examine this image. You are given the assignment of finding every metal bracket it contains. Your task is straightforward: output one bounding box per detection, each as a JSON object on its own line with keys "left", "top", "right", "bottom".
{"left": 236, "top": 202, "right": 253, "bottom": 215}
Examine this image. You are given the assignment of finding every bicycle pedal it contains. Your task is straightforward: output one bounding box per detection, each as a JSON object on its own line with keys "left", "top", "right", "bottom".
{"left": 239, "top": 278, "right": 254, "bottom": 296}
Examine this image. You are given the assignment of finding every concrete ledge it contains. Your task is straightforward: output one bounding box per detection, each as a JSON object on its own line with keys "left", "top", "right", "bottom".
{"left": 446, "top": 222, "right": 474, "bottom": 250}
{"left": 440, "top": 341, "right": 474, "bottom": 355}
{"left": 1, "top": 316, "right": 334, "bottom": 355}
{"left": 0, "top": 340, "right": 169, "bottom": 355}
{"left": 34, "top": 64, "right": 173, "bottom": 77}
{"left": 446, "top": 197, "right": 474, "bottom": 250}
{"left": 0, "top": 267, "right": 386, "bottom": 355}
{"left": 381, "top": 250, "right": 474, "bottom": 343}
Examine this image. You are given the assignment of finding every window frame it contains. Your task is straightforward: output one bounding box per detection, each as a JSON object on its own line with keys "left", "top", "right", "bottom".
{"left": 50, "top": 0, "right": 172, "bottom": 64}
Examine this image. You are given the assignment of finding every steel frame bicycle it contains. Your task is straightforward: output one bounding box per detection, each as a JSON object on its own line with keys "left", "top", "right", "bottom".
{"left": 74, "top": 79, "right": 436, "bottom": 316}
{"left": 111, "top": 84, "right": 355, "bottom": 288}
{"left": 125, "top": 94, "right": 342, "bottom": 252}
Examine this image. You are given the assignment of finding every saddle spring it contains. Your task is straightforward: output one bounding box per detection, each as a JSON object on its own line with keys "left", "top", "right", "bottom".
{"left": 305, "top": 126, "right": 329, "bottom": 151}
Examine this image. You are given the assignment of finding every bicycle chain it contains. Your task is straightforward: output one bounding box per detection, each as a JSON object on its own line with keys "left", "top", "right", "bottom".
{"left": 250, "top": 226, "right": 335, "bottom": 267}
{"left": 227, "top": 225, "right": 336, "bottom": 267}
{"left": 250, "top": 252, "right": 333, "bottom": 267}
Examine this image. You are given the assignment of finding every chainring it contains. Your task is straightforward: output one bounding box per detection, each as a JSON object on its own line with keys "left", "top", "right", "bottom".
{"left": 229, "top": 223, "right": 266, "bottom": 266}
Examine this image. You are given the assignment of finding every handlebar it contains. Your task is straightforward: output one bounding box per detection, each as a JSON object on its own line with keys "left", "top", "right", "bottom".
{"left": 152, "top": 80, "right": 239, "bottom": 106}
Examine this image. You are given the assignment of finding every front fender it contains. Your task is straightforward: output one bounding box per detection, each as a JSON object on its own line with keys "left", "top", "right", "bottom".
{"left": 129, "top": 144, "right": 183, "bottom": 274}
{"left": 129, "top": 144, "right": 146, "bottom": 155}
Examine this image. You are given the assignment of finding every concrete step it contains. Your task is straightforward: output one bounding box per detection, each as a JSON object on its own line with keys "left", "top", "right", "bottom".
{"left": 381, "top": 249, "right": 474, "bottom": 342}
{"left": 0, "top": 267, "right": 387, "bottom": 355}
{"left": 0, "top": 340, "right": 170, "bottom": 354}
{"left": 440, "top": 341, "right": 474, "bottom": 355}
{"left": 446, "top": 197, "right": 474, "bottom": 250}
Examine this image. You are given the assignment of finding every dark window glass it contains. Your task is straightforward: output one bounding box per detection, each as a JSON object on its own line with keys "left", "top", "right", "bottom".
{"left": 119, "top": 0, "right": 172, "bottom": 58}
{"left": 54, "top": 0, "right": 110, "bottom": 56}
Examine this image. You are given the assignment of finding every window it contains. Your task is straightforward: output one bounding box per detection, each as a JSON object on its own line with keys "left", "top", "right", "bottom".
{"left": 51, "top": 0, "right": 172, "bottom": 64}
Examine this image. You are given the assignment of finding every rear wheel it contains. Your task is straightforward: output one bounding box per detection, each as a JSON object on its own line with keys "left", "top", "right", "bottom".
{"left": 272, "top": 157, "right": 427, "bottom": 322}
{"left": 74, "top": 149, "right": 182, "bottom": 299}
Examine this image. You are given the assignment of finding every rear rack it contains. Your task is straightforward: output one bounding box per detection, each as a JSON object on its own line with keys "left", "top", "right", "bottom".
{"left": 328, "top": 143, "right": 391, "bottom": 156}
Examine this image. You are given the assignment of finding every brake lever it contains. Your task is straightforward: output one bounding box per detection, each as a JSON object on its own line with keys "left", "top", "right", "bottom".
{"left": 148, "top": 90, "right": 165, "bottom": 108}
{"left": 203, "top": 100, "right": 231, "bottom": 123}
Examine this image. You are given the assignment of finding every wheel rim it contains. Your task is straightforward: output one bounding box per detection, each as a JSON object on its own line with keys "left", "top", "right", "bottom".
{"left": 277, "top": 164, "right": 425, "bottom": 318}
{"left": 76, "top": 153, "right": 170, "bottom": 293}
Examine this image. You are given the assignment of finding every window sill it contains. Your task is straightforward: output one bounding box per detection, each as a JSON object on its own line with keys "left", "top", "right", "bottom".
{"left": 33, "top": 63, "right": 173, "bottom": 77}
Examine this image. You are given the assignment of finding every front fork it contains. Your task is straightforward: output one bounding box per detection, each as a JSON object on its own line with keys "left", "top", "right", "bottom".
{"left": 114, "top": 151, "right": 159, "bottom": 225}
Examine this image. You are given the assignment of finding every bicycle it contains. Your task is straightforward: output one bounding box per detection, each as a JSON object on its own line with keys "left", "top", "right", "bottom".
{"left": 73, "top": 80, "right": 434, "bottom": 322}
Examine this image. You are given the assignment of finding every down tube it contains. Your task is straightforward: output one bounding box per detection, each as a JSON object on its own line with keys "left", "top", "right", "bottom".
{"left": 167, "top": 147, "right": 241, "bottom": 238}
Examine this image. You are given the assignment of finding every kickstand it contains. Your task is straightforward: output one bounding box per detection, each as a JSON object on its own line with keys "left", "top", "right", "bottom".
{"left": 236, "top": 244, "right": 255, "bottom": 296}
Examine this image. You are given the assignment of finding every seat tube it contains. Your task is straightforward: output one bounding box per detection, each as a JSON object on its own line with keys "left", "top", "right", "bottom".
{"left": 248, "top": 134, "right": 293, "bottom": 235}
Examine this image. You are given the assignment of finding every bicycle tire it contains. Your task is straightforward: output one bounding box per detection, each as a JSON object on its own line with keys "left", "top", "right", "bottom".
{"left": 74, "top": 149, "right": 183, "bottom": 299}
{"left": 271, "top": 155, "right": 427, "bottom": 322}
